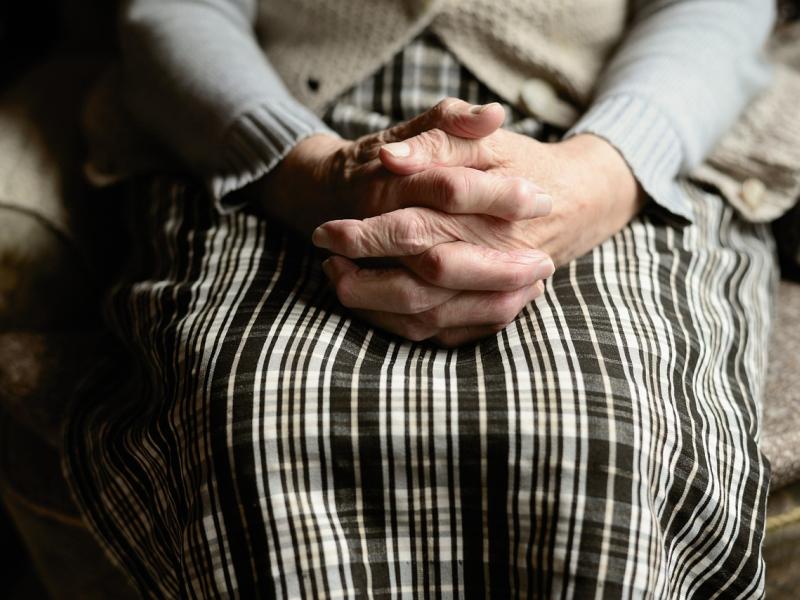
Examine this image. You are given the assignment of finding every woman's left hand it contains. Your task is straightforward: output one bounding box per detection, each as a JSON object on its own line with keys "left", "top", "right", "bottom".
{"left": 313, "top": 124, "right": 645, "bottom": 345}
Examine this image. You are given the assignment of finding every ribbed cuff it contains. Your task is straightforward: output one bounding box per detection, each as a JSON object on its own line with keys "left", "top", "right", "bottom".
{"left": 567, "top": 94, "right": 693, "bottom": 223}
{"left": 209, "top": 98, "right": 337, "bottom": 214}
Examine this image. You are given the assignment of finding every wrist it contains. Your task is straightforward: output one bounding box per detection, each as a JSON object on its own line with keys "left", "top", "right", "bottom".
{"left": 559, "top": 133, "right": 644, "bottom": 212}
{"left": 255, "top": 133, "right": 349, "bottom": 233}
{"left": 276, "top": 133, "right": 349, "bottom": 190}
{"left": 531, "top": 133, "right": 644, "bottom": 266}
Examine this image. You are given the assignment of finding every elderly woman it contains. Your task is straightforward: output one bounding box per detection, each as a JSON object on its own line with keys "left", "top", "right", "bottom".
{"left": 66, "top": 0, "right": 781, "bottom": 597}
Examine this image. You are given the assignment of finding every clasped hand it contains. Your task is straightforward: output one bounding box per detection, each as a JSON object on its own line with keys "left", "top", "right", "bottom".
{"left": 258, "top": 98, "right": 643, "bottom": 347}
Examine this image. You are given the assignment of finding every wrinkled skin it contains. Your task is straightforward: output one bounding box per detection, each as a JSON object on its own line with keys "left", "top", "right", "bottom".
{"left": 254, "top": 98, "right": 643, "bottom": 346}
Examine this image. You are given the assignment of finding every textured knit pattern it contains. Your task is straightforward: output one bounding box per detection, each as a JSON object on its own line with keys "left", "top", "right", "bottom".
{"left": 691, "top": 21, "right": 800, "bottom": 223}
{"left": 65, "top": 37, "right": 777, "bottom": 599}
{"left": 86, "top": 0, "right": 782, "bottom": 223}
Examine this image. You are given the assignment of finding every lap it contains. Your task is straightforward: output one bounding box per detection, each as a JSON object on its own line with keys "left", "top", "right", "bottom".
{"left": 65, "top": 175, "right": 776, "bottom": 599}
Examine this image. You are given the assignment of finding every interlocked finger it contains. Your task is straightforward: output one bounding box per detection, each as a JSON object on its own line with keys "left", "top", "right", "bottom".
{"left": 313, "top": 207, "right": 537, "bottom": 260}
{"left": 353, "top": 98, "right": 506, "bottom": 162}
{"left": 321, "top": 256, "right": 458, "bottom": 314}
{"left": 417, "top": 282, "right": 544, "bottom": 329}
{"left": 348, "top": 282, "right": 543, "bottom": 343}
{"left": 399, "top": 241, "right": 553, "bottom": 291}
{"left": 385, "top": 97, "right": 505, "bottom": 142}
{"left": 380, "top": 167, "right": 551, "bottom": 221}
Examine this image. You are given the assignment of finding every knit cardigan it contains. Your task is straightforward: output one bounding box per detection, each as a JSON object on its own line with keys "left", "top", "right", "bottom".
{"left": 84, "top": 0, "right": 799, "bottom": 223}
{"left": 260, "top": 0, "right": 626, "bottom": 118}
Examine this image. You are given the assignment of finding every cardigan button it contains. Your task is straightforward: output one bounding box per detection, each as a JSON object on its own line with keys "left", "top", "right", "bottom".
{"left": 307, "top": 78, "right": 321, "bottom": 92}
{"left": 740, "top": 177, "right": 766, "bottom": 210}
{"left": 519, "top": 78, "right": 578, "bottom": 129}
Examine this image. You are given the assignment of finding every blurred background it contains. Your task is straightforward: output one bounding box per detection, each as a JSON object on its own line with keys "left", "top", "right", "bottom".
{"left": 1, "top": 3, "right": 116, "bottom": 597}
{"left": 1, "top": 2, "right": 115, "bottom": 87}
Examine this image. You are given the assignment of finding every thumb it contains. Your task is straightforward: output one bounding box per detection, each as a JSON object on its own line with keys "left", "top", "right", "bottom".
{"left": 384, "top": 97, "right": 505, "bottom": 143}
{"left": 378, "top": 129, "right": 493, "bottom": 175}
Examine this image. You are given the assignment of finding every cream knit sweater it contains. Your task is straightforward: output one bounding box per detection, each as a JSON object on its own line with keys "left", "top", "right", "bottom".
{"left": 261, "top": 0, "right": 626, "bottom": 120}
{"left": 85, "top": 0, "right": 799, "bottom": 223}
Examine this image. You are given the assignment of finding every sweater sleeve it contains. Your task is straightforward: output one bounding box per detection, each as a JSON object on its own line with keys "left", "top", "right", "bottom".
{"left": 119, "top": 0, "right": 336, "bottom": 212}
{"left": 566, "top": 0, "right": 776, "bottom": 222}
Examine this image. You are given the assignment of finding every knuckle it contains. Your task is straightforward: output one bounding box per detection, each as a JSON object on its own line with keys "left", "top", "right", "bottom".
{"left": 397, "top": 284, "right": 434, "bottom": 314}
{"left": 486, "top": 249, "right": 530, "bottom": 290}
{"left": 334, "top": 274, "right": 359, "bottom": 308}
{"left": 504, "top": 178, "right": 530, "bottom": 219}
{"left": 503, "top": 264, "right": 531, "bottom": 290}
{"left": 491, "top": 292, "right": 524, "bottom": 324}
{"left": 432, "top": 170, "right": 468, "bottom": 212}
{"left": 373, "top": 129, "right": 392, "bottom": 145}
{"left": 418, "top": 246, "right": 448, "bottom": 285}
{"left": 431, "top": 97, "right": 457, "bottom": 121}
{"left": 387, "top": 211, "right": 431, "bottom": 254}
{"left": 335, "top": 224, "right": 361, "bottom": 257}
{"left": 417, "top": 128, "right": 450, "bottom": 156}
{"left": 353, "top": 136, "right": 380, "bottom": 163}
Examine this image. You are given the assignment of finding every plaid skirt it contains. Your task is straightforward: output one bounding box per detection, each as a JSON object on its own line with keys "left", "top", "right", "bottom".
{"left": 64, "top": 35, "right": 777, "bottom": 599}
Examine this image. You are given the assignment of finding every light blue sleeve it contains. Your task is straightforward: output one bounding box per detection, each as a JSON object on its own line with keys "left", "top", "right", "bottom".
{"left": 567, "top": 0, "right": 776, "bottom": 222}
{"left": 119, "top": 0, "right": 336, "bottom": 212}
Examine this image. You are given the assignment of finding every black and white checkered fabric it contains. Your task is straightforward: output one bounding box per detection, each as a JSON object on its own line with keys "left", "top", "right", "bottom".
{"left": 65, "top": 34, "right": 777, "bottom": 599}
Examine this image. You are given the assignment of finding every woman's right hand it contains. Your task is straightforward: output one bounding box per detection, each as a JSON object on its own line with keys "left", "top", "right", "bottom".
{"left": 256, "top": 98, "right": 552, "bottom": 235}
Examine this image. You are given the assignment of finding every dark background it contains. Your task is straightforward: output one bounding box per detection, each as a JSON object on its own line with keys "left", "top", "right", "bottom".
{"left": 0, "top": 4, "right": 115, "bottom": 597}
{"left": 1, "top": 2, "right": 58, "bottom": 87}
{"left": 0, "top": 1, "right": 116, "bottom": 89}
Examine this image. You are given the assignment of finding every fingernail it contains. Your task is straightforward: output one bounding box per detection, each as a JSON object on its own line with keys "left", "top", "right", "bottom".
{"left": 534, "top": 258, "right": 555, "bottom": 280}
{"left": 321, "top": 258, "right": 334, "bottom": 279}
{"left": 382, "top": 142, "right": 411, "bottom": 158}
{"left": 312, "top": 226, "right": 331, "bottom": 249}
{"left": 533, "top": 194, "right": 552, "bottom": 217}
{"left": 470, "top": 102, "right": 501, "bottom": 114}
